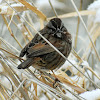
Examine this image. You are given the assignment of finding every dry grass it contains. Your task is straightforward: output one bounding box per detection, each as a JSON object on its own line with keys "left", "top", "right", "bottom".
{"left": 0, "top": 0, "right": 100, "bottom": 100}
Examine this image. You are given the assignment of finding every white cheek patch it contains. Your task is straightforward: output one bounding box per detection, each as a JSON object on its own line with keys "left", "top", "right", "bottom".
{"left": 56, "top": 32, "right": 62, "bottom": 38}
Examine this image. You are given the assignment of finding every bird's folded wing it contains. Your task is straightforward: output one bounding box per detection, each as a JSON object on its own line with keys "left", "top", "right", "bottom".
{"left": 27, "top": 43, "right": 55, "bottom": 57}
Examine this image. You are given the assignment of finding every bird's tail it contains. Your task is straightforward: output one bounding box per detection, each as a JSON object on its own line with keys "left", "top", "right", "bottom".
{"left": 17, "top": 58, "right": 33, "bottom": 69}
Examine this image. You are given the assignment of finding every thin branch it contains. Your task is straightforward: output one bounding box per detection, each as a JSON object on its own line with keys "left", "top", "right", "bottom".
{"left": 48, "top": 0, "right": 58, "bottom": 18}
{"left": 9, "top": 79, "right": 26, "bottom": 99}
{"left": 70, "top": 0, "right": 100, "bottom": 61}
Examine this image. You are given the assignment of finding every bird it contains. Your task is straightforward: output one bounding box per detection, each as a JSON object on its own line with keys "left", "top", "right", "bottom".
{"left": 17, "top": 18, "right": 72, "bottom": 71}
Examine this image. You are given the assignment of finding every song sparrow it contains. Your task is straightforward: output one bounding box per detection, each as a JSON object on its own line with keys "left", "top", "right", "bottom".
{"left": 18, "top": 18, "right": 72, "bottom": 71}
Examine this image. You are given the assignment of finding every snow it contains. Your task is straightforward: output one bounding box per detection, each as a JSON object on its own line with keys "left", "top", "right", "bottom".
{"left": 0, "top": 3, "right": 25, "bottom": 15}
{"left": 59, "top": 59, "right": 78, "bottom": 74}
{"left": 17, "top": 23, "right": 23, "bottom": 30}
{"left": 81, "top": 61, "right": 89, "bottom": 67}
{"left": 11, "top": 3, "right": 24, "bottom": 7}
{"left": 0, "top": 6, "right": 8, "bottom": 13}
{"left": 20, "top": 11, "right": 29, "bottom": 23}
{"left": 24, "top": 32, "right": 28, "bottom": 35}
{"left": 95, "top": 9, "right": 100, "bottom": 23}
{"left": 88, "top": 0, "right": 100, "bottom": 10}
{"left": 87, "top": 0, "right": 100, "bottom": 23}
{"left": 80, "top": 89, "right": 100, "bottom": 100}
{"left": 60, "top": 59, "right": 77, "bottom": 69}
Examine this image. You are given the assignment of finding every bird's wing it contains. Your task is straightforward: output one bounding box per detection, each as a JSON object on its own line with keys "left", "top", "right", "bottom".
{"left": 27, "top": 43, "right": 55, "bottom": 58}
{"left": 19, "top": 34, "right": 38, "bottom": 57}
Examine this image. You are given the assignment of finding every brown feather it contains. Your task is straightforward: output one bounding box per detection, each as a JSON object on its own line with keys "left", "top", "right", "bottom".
{"left": 18, "top": 18, "right": 72, "bottom": 70}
